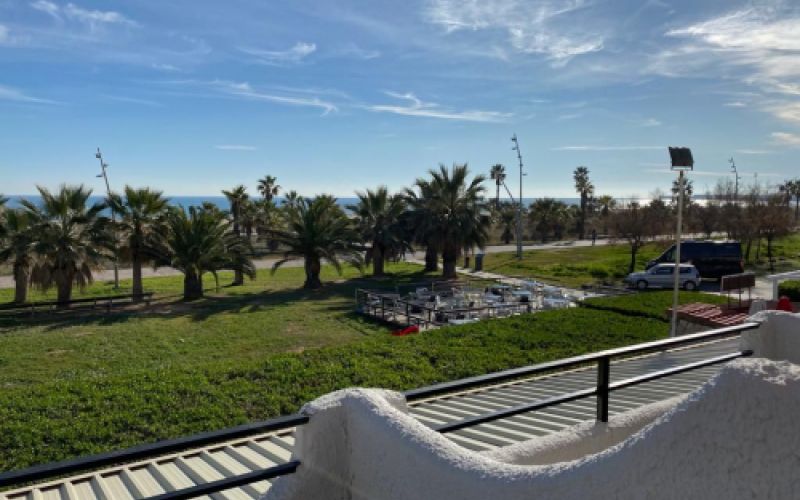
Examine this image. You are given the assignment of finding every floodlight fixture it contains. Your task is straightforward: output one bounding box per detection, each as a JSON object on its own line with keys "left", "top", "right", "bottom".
{"left": 668, "top": 147, "right": 694, "bottom": 170}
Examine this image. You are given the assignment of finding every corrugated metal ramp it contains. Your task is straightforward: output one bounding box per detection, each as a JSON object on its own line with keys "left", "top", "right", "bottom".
{"left": 1, "top": 338, "right": 739, "bottom": 500}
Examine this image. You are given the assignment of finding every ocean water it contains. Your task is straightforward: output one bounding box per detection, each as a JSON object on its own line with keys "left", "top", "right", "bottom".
{"left": 5, "top": 195, "right": 692, "bottom": 211}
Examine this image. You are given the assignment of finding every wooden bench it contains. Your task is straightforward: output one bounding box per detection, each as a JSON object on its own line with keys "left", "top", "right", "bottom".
{"left": 0, "top": 292, "right": 154, "bottom": 315}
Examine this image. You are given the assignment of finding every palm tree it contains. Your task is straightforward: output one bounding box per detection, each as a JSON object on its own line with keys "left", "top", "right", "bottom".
{"left": 528, "top": 198, "right": 571, "bottom": 242}
{"left": 499, "top": 206, "right": 516, "bottom": 244}
{"left": 0, "top": 209, "right": 34, "bottom": 304}
{"left": 257, "top": 175, "right": 281, "bottom": 202}
{"left": 222, "top": 185, "right": 249, "bottom": 285}
{"left": 349, "top": 186, "right": 410, "bottom": 277}
{"left": 404, "top": 178, "right": 442, "bottom": 272}
{"left": 271, "top": 195, "right": 362, "bottom": 289}
{"left": 573, "top": 166, "right": 594, "bottom": 240}
{"left": 163, "top": 206, "right": 255, "bottom": 300}
{"left": 489, "top": 164, "right": 506, "bottom": 209}
{"left": 596, "top": 194, "right": 616, "bottom": 234}
{"left": 109, "top": 186, "right": 169, "bottom": 300}
{"left": 282, "top": 190, "right": 301, "bottom": 210}
{"left": 427, "top": 164, "right": 490, "bottom": 279}
{"left": 23, "top": 185, "right": 112, "bottom": 304}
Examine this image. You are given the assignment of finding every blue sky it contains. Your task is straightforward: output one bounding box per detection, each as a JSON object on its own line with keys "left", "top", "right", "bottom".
{"left": 0, "top": 0, "right": 798, "bottom": 199}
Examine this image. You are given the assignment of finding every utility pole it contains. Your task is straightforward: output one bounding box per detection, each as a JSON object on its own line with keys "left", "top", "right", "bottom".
{"left": 729, "top": 157, "right": 740, "bottom": 203}
{"left": 511, "top": 134, "right": 524, "bottom": 260}
{"left": 96, "top": 148, "right": 120, "bottom": 289}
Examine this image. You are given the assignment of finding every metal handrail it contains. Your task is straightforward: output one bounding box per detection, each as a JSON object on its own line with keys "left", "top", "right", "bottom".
{"left": 434, "top": 350, "right": 751, "bottom": 433}
{"left": 0, "top": 413, "right": 308, "bottom": 489}
{"left": 404, "top": 322, "right": 758, "bottom": 402}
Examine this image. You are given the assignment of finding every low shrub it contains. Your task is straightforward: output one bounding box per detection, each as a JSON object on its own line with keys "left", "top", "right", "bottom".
{"left": 778, "top": 280, "right": 800, "bottom": 302}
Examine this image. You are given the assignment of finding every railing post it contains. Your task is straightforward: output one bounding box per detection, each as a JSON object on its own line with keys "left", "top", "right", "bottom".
{"left": 596, "top": 356, "right": 610, "bottom": 423}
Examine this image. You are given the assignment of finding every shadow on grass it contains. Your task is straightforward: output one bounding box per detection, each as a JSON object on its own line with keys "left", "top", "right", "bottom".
{"left": 0, "top": 269, "right": 440, "bottom": 331}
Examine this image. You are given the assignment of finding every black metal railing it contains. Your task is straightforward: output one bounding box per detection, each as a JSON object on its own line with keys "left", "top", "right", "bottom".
{"left": 0, "top": 413, "right": 308, "bottom": 489}
{"left": 404, "top": 322, "right": 759, "bottom": 433}
{"left": 0, "top": 321, "right": 759, "bottom": 498}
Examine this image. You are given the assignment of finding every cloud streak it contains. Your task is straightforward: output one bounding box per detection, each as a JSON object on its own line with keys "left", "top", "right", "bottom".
{"left": 0, "top": 84, "right": 56, "bottom": 104}
{"left": 424, "top": 0, "right": 604, "bottom": 64}
{"left": 31, "top": 1, "right": 137, "bottom": 27}
{"left": 553, "top": 145, "right": 663, "bottom": 151}
{"left": 238, "top": 42, "right": 317, "bottom": 64}
{"left": 213, "top": 80, "right": 337, "bottom": 115}
{"left": 772, "top": 132, "right": 800, "bottom": 147}
{"left": 367, "top": 91, "right": 510, "bottom": 122}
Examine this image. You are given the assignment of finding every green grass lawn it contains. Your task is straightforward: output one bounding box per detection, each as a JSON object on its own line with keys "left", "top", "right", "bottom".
{"left": 581, "top": 290, "right": 727, "bottom": 320}
{"left": 746, "top": 232, "right": 800, "bottom": 275}
{"left": 0, "top": 261, "right": 682, "bottom": 471}
{"left": 481, "top": 242, "right": 667, "bottom": 287}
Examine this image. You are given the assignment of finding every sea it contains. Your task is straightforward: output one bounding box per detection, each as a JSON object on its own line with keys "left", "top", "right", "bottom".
{"left": 5, "top": 195, "right": 674, "bottom": 211}
{"left": 6, "top": 194, "right": 705, "bottom": 210}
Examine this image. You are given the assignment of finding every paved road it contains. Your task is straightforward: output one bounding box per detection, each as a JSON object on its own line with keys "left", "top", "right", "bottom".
{"left": 0, "top": 239, "right": 610, "bottom": 290}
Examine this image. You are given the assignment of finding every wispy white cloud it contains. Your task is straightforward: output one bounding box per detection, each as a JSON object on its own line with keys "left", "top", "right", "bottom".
{"left": 734, "top": 148, "right": 772, "bottom": 155}
{"left": 367, "top": 91, "right": 510, "bottom": 122}
{"left": 101, "top": 94, "right": 161, "bottom": 107}
{"left": 424, "top": 0, "right": 603, "bottom": 64}
{"left": 553, "top": 145, "right": 663, "bottom": 151}
{"left": 30, "top": 0, "right": 60, "bottom": 19}
{"left": 772, "top": 131, "right": 800, "bottom": 147}
{"left": 152, "top": 63, "right": 181, "bottom": 72}
{"left": 238, "top": 42, "right": 316, "bottom": 64}
{"left": 30, "top": 1, "right": 137, "bottom": 28}
{"left": 0, "top": 84, "right": 56, "bottom": 104}
{"left": 643, "top": 168, "right": 728, "bottom": 177}
{"left": 663, "top": 4, "right": 800, "bottom": 125}
{"left": 724, "top": 101, "right": 747, "bottom": 108}
{"left": 214, "top": 144, "right": 257, "bottom": 151}
{"left": 212, "top": 80, "right": 337, "bottom": 115}
{"left": 640, "top": 118, "right": 661, "bottom": 127}
{"left": 335, "top": 43, "right": 380, "bottom": 60}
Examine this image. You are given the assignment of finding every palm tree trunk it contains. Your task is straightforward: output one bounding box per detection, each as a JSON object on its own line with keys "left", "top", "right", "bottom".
{"left": 372, "top": 244, "right": 385, "bottom": 277}
{"left": 442, "top": 245, "right": 458, "bottom": 280}
{"left": 496, "top": 183, "right": 500, "bottom": 209}
{"left": 184, "top": 270, "right": 203, "bottom": 300}
{"left": 56, "top": 272, "right": 73, "bottom": 306}
{"left": 424, "top": 246, "right": 438, "bottom": 272}
{"left": 12, "top": 262, "right": 27, "bottom": 304}
{"left": 304, "top": 257, "right": 322, "bottom": 289}
{"left": 232, "top": 219, "right": 244, "bottom": 286}
{"left": 132, "top": 253, "right": 143, "bottom": 301}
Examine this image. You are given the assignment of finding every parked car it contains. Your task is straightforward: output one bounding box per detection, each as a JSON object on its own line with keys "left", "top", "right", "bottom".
{"left": 646, "top": 241, "right": 743, "bottom": 279}
{"left": 625, "top": 263, "right": 701, "bottom": 291}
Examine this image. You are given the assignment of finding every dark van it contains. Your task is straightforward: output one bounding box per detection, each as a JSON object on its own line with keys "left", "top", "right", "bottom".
{"left": 646, "top": 241, "right": 744, "bottom": 279}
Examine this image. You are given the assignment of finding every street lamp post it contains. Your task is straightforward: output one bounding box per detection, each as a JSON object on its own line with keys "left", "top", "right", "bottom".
{"left": 729, "top": 157, "right": 740, "bottom": 203}
{"left": 95, "top": 147, "right": 120, "bottom": 289}
{"left": 511, "top": 134, "right": 524, "bottom": 260}
{"left": 668, "top": 147, "right": 693, "bottom": 338}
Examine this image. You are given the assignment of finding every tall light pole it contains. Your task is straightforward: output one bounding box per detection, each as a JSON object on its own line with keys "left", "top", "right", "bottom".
{"left": 729, "top": 157, "right": 740, "bottom": 203}
{"left": 511, "top": 134, "right": 525, "bottom": 260}
{"left": 95, "top": 147, "right": 120, "bottom": 289}
{"left": 668, "top": 147, "right": 693, "bottom": 338}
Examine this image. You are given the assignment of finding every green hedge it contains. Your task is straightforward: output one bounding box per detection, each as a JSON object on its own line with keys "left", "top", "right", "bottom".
{"left": 778, "top": 280, "right": 800, "bottom": 302}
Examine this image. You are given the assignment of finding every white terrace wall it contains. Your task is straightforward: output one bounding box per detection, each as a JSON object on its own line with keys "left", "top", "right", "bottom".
{"left": 265, "top": 312, "right": 800, "bottom": 500}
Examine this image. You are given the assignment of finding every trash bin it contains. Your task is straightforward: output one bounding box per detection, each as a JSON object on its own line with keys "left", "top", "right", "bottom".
{"left": 474, "top": 253, "right": 485, "bottom": 272}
